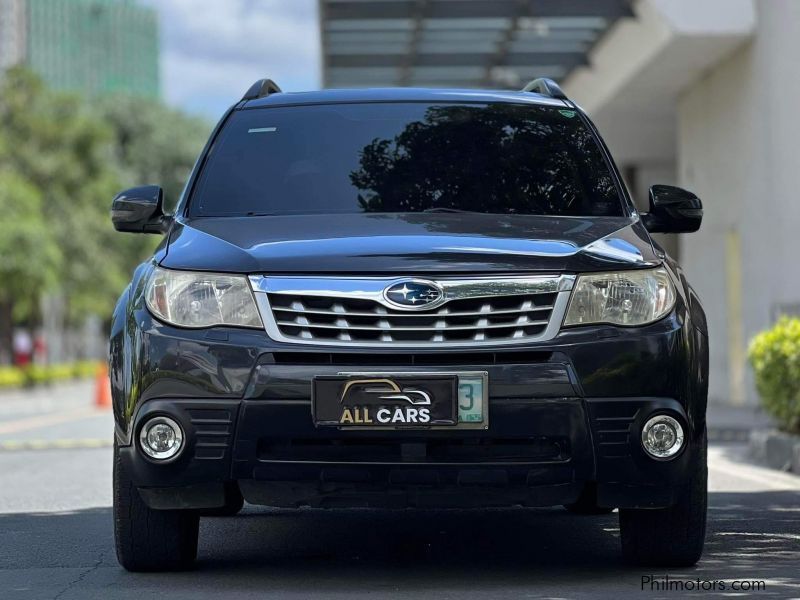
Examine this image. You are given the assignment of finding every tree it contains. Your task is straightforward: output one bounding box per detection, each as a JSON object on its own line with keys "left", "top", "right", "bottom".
{"left": 96, "top": 95, "right": 211, "bottom": 210}
{"left": 94, "top": 96, "right": 211, "bottom": 281}
{"left": 349, "top": 103, "right": 618, "bottom": 216}
{"left": 0, "top": 172, "right": 60, "bottom": 359}
{"left": 0, "top": 67, "right": 123, "bottom": 323}
{"left": 0, "top": 67, "right": 210, "bottom": 363}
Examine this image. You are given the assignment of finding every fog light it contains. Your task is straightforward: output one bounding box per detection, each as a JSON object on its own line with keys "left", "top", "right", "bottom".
{"left": 641, "top": 414, "right": 684, "bottom": 459}
{"left": 139, "top": 416, "right": 183, "bottom": 460}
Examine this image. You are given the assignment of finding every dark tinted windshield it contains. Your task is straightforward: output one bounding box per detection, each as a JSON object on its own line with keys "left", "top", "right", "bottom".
{"left": 190, "top": 102, "right": 623, "bottom": 217}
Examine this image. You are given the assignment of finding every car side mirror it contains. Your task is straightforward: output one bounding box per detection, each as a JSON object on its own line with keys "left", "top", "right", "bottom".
{"left": 111, "top": 185, "right": 172, "bottom": 234}
{"left": 642, "top": 184, "right": 703, "bottom": 234}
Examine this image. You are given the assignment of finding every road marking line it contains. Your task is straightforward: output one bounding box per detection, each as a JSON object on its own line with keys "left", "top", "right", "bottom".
{"left": 0, "top": 406, "right": 105, "bottom": 435}
{"left": 0, "top": 438, "right": 112, "bottom": 451}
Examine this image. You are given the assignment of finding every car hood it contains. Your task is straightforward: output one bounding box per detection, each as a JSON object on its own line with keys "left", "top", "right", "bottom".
{"left": 161, "top": 213, "right": 661, "bottom": 274}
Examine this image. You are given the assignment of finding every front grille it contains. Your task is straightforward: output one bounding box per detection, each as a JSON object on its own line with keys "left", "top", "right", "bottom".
{"left": 251, "top": 275, "right": 574, "bottom": 348}
{"left": 269, "top": 293, "right": 556, "bottom": 343}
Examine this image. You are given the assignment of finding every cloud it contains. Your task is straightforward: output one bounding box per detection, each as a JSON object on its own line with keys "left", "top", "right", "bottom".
{"left": 141, "top": 0, "right": 320, "bottom": 118}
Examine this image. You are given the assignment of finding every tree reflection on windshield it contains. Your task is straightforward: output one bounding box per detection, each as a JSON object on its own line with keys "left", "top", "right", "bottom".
{"left": 350, "top": 104, "right": 620, "bottom": 217}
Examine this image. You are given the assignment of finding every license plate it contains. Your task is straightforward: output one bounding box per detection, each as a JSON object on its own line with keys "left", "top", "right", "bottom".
{"left": 312, "top": 372, "right": 488, "bottom": 429}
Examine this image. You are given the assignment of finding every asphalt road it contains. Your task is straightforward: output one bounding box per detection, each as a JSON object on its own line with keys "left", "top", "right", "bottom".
{"left": 0, "top": 383, "right": 799, "bottom": 599}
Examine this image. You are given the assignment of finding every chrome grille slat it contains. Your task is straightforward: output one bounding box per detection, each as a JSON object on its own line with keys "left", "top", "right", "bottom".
{"left": 275, "top": 320, "right": 551, "bottom": 332}
{"left": 271, "top": 305, "right": 555, "bottom": 318}
{"left": 250, "top": 275, "right": 574, "bottom": 348}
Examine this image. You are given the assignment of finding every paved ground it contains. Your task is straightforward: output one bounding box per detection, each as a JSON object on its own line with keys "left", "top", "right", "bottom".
{"left": 0, "top": 385, "right": 798, "bottom": 599}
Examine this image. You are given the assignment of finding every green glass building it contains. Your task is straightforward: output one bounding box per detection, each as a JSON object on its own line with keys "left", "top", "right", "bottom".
{"left": 24, "top": 0, "right": 158, "bottom": 98}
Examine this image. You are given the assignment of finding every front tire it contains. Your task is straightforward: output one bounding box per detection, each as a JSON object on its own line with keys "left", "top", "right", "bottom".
{"left": 113, "top": 442, "right": 199, "bottom": 572}
{"left": 618, "top": 429, "right": 707, "bottom": 567}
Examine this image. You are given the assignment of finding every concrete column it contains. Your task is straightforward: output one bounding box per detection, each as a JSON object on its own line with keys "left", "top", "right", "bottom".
{"left": 677, "top": 0, "right": 800, "bottom": 405}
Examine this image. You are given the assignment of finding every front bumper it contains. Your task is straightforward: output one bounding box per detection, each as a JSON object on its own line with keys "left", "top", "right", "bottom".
{"left": 123, "top": 393, "right": 694, "bottom": 510}
{"left": 118, "top": 306, "right": 705, "bottom": 510}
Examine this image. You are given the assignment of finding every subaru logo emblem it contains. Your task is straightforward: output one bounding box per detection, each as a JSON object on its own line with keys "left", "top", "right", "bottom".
{"left": 383, "top": 280, "right": 444, "bottom": 310}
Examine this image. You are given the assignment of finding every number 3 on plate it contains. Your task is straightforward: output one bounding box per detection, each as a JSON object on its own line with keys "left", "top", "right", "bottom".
{"left": 459, "top": 383, "right": 474, "bottom": 411}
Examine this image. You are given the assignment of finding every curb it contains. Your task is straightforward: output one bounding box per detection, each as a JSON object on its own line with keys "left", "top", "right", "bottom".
{"left": 748, "top": 429, "right": 800, "bottom": 473}
{"left": 707, "top": 428, "right": 751, "bottom": 443}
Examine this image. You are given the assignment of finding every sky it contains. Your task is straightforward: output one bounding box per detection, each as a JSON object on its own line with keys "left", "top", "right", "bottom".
{"left": 139, "top": 0, "right": 321, "bottom": 118}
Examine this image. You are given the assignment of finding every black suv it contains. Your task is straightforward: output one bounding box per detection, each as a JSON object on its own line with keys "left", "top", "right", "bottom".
{"left": 110, "top": 78, "right": 707, "bottom": 572}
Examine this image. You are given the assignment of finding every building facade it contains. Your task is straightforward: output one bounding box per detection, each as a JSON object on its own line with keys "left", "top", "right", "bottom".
{"left": 563, "top": 0, "right": 797, "bottom": 407}
{"left": 0, "top": 0, "right": 25, "bottom": 69}
{"left": 0, "top": 0, "right": 158, "bottom": 98}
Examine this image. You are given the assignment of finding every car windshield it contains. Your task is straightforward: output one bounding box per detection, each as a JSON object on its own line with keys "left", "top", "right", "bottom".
{"left": 189, "top": 102, "right": 624, "bottom": 217}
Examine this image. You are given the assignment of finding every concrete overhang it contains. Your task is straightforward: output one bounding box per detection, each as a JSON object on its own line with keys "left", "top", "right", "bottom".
{"left": 319, "top": 0, "right": 634, "bottom": 89}
{"left": 563, "top": 0, "right": 755, "bottom": 165}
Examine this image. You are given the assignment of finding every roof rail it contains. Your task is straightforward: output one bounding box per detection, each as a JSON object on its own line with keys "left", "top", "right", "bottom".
{"left": 521, "top": 78, "right": 567, "bottom": 100}
{"left": 241, "top": 78, "right": 282, "bottom": 101}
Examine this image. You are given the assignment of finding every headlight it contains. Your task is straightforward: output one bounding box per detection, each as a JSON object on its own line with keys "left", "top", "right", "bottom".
{"left": 146, "top": 267, "right": 262, "bottom": 329}
{"left": 564, "top": 267, "right": 675, "bottom": 327}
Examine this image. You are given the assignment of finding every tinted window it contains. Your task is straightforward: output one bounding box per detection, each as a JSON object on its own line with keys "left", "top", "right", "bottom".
{"left": 190, "top": 102, "right": 623, "bottom": 217}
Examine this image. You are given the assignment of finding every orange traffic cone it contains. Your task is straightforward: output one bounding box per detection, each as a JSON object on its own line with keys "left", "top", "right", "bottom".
{"left": 95, "top": 364, "right": 112, "bottom": 409}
